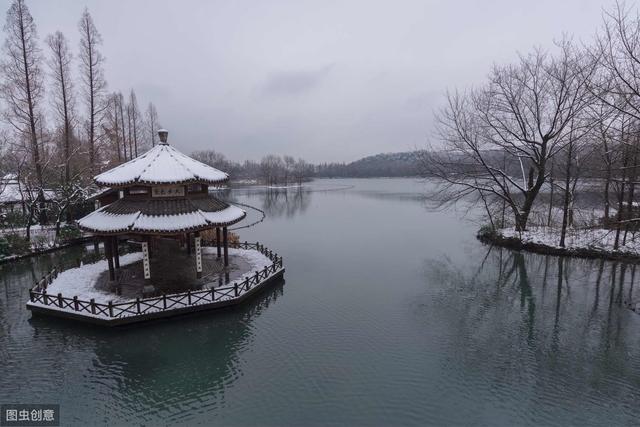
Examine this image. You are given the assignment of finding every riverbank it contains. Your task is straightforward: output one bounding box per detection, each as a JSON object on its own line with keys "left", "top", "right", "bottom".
{"left": 0, "top": 236, "right": 93, "bottom": 264}
{"left": 478, "top": 226, "right": 640, "bottom": 262}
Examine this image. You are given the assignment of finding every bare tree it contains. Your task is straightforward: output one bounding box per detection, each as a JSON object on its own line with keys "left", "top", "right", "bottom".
{"left": 192, "top": 149, "right": 229, "bottom": 170}
{"left": 283, "top": 155, "right": 295, "bottom": 185}
{"left": 260, "top": 155, "right": 284, "bottom": 186}
{"left": 421, "top": 42, "right": 595, "bottom": 231}
{"left": 127, "top": 89, "right": 140, "bottom": 156}
{"left": 117, "top": 91, "right": 127, "bottom": 160}
{"left": 1, "top": 0, "right": 47, "bottom": 224}
{"left": 46, "top": 30, "right": 75, "bottom": 185}
{"left": 78, "top": 7, "right": 106, "bottom": 175}
{"left": 145, "top": 102, "right": 159, "bottom": 147}
{"left": 293, "top": 158, "right": 311, "bottom": 185}
{"left": 593, "top": 2, "right": 640, "bottom": 122}
{"left": 102, "top": 92, "right": 122, "bottom": 163}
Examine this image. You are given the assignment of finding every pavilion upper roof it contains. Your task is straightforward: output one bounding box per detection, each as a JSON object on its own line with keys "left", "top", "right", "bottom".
{"left": 95, "top": 141, "right": 228, "bottom": 187}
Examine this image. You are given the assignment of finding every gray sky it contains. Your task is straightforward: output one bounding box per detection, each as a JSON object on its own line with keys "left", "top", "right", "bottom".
{"left": 24, "top": 0, "right": 611, "bottom": 162}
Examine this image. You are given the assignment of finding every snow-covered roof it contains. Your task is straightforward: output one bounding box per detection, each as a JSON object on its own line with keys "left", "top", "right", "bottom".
{"left": 94, "top": 143, "right": 229, "bottom": 187}
{"left": 78, "top": 202, "right": 245, "bottom": 234}
{"left": 86, "top": 187, "right": 117, "bottom": 201}
{"left": 0, "top": 180, "right": 55, "bottom": 203}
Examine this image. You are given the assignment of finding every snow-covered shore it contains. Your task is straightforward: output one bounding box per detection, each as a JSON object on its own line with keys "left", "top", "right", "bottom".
{"left": 479, "top": 226, "right": 640, "bottom": 260}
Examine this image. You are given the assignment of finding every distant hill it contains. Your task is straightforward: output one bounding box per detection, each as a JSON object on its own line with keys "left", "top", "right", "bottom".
{"left": 315, "top": 151, "right": 420, "bottom": 178}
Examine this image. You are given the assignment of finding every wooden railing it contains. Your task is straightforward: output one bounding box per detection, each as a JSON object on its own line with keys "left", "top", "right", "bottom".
{"left": 29, "top": 242, "right": 284, "bottom": 319}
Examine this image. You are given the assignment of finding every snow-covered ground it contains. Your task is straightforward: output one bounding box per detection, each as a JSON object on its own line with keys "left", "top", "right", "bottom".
{"left": 42, "top": 247, "right": 273, "bottom": 303}
{"left": 45, "top": 252, "right": 144, "bottom": 302}
{"left": 202, "top": 247, "right": 272, "bottom": 283}
{"left": 498, "top": 226, "right": 640, "bottom": 256}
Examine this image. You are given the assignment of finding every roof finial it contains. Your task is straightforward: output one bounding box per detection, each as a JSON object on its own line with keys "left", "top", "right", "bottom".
{"left": 158, "top": 129, "right": 169, "bottom": 145}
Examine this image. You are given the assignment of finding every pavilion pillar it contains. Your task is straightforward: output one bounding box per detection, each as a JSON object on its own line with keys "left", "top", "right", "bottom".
{"left": 186, "top": 232, "right": 192, "bottom": 255}
{"left": 195, "top": 232, "right": 202, "bottom": 278}
{"left": 216, "top": 227, "right": 221, "bottom": 259}
{"left": 142, "top": 240, "right": 151, "bottom": 280}
{"left": 112, "top": 237, "right": 120, "bottom": 269}
{"left": 104, "top": 237, "right": 115, "bottom": 281}
{"left": 223, "top": 227, "right": 229, "bottom": 267}
{"left": 93, "top": 237, "right": 100, "bottom": 254}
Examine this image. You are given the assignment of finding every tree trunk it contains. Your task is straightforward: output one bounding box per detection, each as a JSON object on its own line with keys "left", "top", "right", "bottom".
{"left": 559, "top": 139, "right": 573, "bottom": 248}
{"left": 623, "top": 140, "right": 638, "bottom": 245}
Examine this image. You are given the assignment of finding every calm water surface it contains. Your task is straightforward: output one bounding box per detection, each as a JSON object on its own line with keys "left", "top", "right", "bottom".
{"left": 1, "top": 178, "right": 639, "bottom": 426}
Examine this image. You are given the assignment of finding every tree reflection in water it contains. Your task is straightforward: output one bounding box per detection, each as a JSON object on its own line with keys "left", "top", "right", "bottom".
{"left": 419, "top": 246, "right": 640, "bottom": 395}
{"left": 226, "top": 186, "right": 311, "bottom": 219}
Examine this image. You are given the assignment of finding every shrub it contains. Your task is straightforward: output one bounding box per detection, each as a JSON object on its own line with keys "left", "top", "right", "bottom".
{"left": 200, "top": 228, "right": 240, "bottom": 244}
{"left": 58, "top": 224, "right": 82, "bottom": 242}
{"left": 4, "top": 233, "right": 30, "bottom": 255}
{"left": 31, "top": 234, "right": 51, "bottom": 251}
{"left": 0, "top": 236, "right": 9, "bottom": 257}
{"left": 477, "top": 225, "right": 496, "bottom": 239}
{"left": 1, "top": 210, "right": 27, "bottom": 228}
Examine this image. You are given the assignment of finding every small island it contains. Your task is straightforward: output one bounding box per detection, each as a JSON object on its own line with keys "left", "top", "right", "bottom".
{"left": 26, "top": 130, "right": 284, "bottom": 326}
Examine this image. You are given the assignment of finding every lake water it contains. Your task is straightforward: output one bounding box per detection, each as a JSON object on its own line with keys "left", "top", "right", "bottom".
{"left": 1, "top": 178, "right": 639, "bottom": 426}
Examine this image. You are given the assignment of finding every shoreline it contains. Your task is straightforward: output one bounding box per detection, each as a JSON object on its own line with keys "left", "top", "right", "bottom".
{"left": 0, "top": 237, "right": 93, "bottom": 265}
{"left": 477, "top": 227, "right": 640, "bottom": 263}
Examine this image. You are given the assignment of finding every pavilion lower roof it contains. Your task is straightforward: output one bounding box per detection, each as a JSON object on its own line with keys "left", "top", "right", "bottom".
{"left": 77, "top": 196, "right": 246, "bottom": 234}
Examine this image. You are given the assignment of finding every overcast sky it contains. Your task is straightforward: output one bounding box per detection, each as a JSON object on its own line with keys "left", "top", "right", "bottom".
{"left": 22, "top": 0, "right": 612, "bottom": 162}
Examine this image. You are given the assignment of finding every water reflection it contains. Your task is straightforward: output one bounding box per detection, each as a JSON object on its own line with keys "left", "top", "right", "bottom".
{"left": 228, "top": 186, "right": 312, "bottom": 218}
{"left": 422, "top": 247, "right": 640, "bottom": 362}
{"left": 26, "top": 279, "right": 285, "bottom": 425}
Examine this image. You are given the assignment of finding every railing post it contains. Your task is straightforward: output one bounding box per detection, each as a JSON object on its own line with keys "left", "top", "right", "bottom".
{"left": 57, "top": 293, "right": 63, "bottom": 307}
{"left": 90, "top": 298, "right": 96, "bottom": 314}
{"left": 234, "top": 283, "right": 239, "bottom": 297}
{"left": 211, "top": 287, "right": 217, "bottom": 301}
{"left": 255, "top": 271, "right": 259, "bottom": 283}
{"left": 43, "top": 290, "right": 48, "bottom": 305}
{"left": 244, "top": 277, "right": 249, "bottom": 290}
{"left": 108, "top": 301, "right": 114, "bottom": 317}
{"left": 136, "top": 298, "right": 141, "bottom": 314}
{"left": 187, "top": 291, "right": 192, "bottom": 305}
{"left": 162, "top": 293, "right": 167, "bottom": 309}
{"left": 73, "top": 296, "right": 79, "bottom": 311}
{"left": 29, "top": 289, "right": 34, "bottom": 302}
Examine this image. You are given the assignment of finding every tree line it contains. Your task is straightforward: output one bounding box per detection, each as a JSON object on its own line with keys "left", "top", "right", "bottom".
{"left": 0, "top": 0, "right": 161, "bottom": 238}
{"left": 191, "top": 151, "right": 314, "bottom": 186}
{"left": 419, "top": 2, "right": 640, "bottom": 250}
{"left": 191, "top": 150, "right": 422, "bottom": 185}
